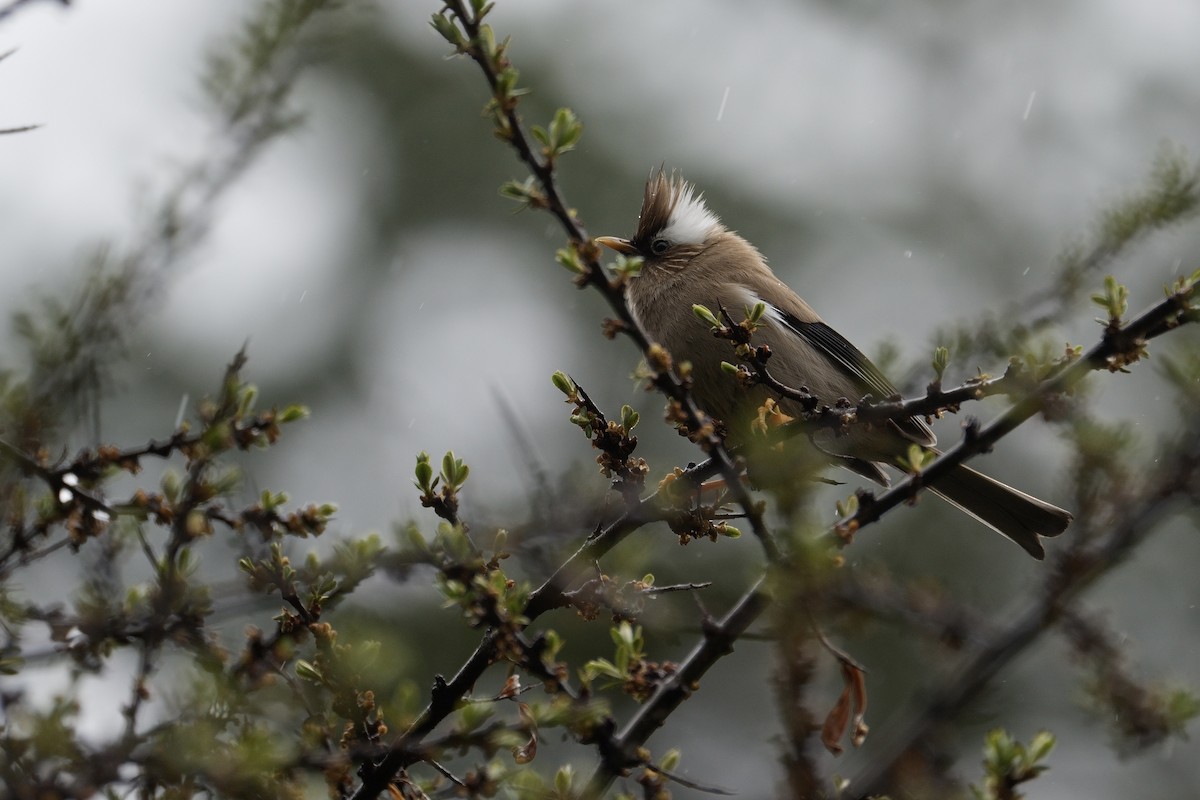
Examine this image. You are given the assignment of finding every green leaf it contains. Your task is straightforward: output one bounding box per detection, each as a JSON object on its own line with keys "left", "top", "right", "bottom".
{"left": 582, "top": 658, "right": 624, "bottom": 681}
{"left": 441, "top": 451, "right": 469, "bottom": 488}
{"left": 555, "top": 247, "right": 585, "bottom": 274}
{"left": 554, "top": 764, "right": 575, "bottom": 795}
{"left": 237, "top": 384, "right": 258, "bottom": 416}
{"left": 835, "top": 493, "right": 859, "bottom": 518}
{"left": 499, "top": 177, "right": 534, "bottom": 203}
{"left": 551, "top": 371, "right": 576, "bottom": 396}
{"left": 547, "top": 107, "right": 582, "bottom": 155}
{"left": 542, "top": 629, "right": 565, "bottom": 663}
{"left": 1028, "top": 731, "right": 1056, "bottom": 763}
{"left": 295, "top": 660, "right": 324, "bottom": 684}
{"left": 278, "top": 403, "right": 309, "bottom": 423}
{"left": 429, "top": 13, "right": 465, "bottom": 48}
{"left": 612, "top": 253, "right": 642, "bottom": 277}
{"left": 414, "top": 452, "right": 434, "bottom": 493}
{"left": 457, "top": 702, "right": 494, "bottom": 733}
{"left": 1166, "top": 689, "right": 1200, "bottom": 730}
{"left": 161, "top": 469, "right": 181, "bottom": 502}
{"left": 477, "top": 24, "right": 496, "bottom": 59}
{"left": 904, "top": 443, "right": 926, "bottom": 473}
{"left": 692, "top": 304, "right": 720, "bottom": 327}
{"left": 932, "top": 346, "right": 950, "bottom": 380}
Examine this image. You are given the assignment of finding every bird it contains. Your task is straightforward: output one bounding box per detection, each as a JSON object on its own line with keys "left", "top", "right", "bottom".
{"left": 595, "top": 170, "right": 1072, "bottom": 559}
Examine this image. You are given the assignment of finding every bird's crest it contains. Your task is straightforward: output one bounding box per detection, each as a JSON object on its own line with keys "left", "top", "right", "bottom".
{"left": 635, "top": 170, "right": 722, "bottom": 246}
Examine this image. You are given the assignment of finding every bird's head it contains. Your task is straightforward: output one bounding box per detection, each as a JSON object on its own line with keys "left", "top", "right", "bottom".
{"left": 596, "top": 170, "right": 725, "bottom": 274}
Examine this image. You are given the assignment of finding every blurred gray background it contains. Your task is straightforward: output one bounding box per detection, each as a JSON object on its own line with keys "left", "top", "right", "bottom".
{"left": 2, "top": 0, "right": 1198, "bottom": 796}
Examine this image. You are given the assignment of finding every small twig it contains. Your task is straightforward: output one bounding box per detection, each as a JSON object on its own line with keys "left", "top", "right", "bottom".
{"left": 807, "top": 610, "right": 867, "bottom": 674}
{"left": 491, "top": 385, "right": 557, "bottom": 525}
{"left": 583, "top": 577, "right": 771, "bottom": 798}
{"left": 639, "top": 759, "right": 736, "bottom": 796}
{"left": 424, "top": 759, "right": 467, "bottom": 790}
{"left": 847, "top": 415, "right": 1200, "bottom": 795}
{"left": 348, "top": 8, "right": 1200, "bottom": 800}
{"left": 642, "top": 582, "right": 712, "bottom": 595}
{"left": 0, "top": 0, "right": 68, "bottom": 25}
{"left": 435, "top": 0, "right": 781, "bottom": 567}
{"left": 828, "top": 283, "right": 1198, "bottom": 547}
{"left": 0, "top": 536, "right": 71, "bottom": 577}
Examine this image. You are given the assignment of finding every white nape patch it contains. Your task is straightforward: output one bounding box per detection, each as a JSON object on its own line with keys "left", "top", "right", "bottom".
{"left": 659, "top": 184, "right": 721, "bottom": 245}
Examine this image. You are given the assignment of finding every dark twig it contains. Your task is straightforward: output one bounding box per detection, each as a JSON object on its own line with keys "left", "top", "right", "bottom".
{"left": 638, "top": 761, "right": 736, "bottom": 796}
{"left": 0, "top": 0, "right": 68, "bottom": 25}
{"left": 642, "top": 581, "right": 712, "bottom": 595}
{"left": 435, "top": 0, "right": 780, "bottom": 566}
{"left": 847, "top": 412, "right": 1200, "bottom": 796}
{"left": 346, "top": 8, "right": 1200, "bottom": 799}
{"left": 828, "top": 283, "right": 1198, "bottom": 547}
{"left": 424, "top": 759, "right": 467, "bottom": 790}
{"left": 583, "top": 577, "right": 771, "bottom": 797}
{"left": 352, "top": 6, "right": 794, "bottom": 792}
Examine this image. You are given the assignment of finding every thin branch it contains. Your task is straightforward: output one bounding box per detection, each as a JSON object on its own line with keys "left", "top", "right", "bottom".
{"left": 348, "top": 10, "right": 1200, "bottom": 799}
{"left": 642, "top": 582, "right": 712, "bottom": 595}
{"left": 639, "top": 761, "right": 736, "bottom": 796}
{"left": 424, "top": 759, "right": 467, "bottom": 790}
{"left": 847, "top": 412, "right": 1200, "bottom": 796}
{"left": 0, "top": 0, "right": 68, "bottom": 25}
{"left": 435, "top": 0, "right": 781, "bottom": 566}
{"left": 827, "top": 283, "right": 1198, "bottom": 548}
{"left": 583, "top": 577, "right": 771, "bottom": 797}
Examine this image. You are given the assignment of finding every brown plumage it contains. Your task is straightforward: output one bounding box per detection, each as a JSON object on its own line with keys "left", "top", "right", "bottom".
{"left": 597, "top": 170, "right": 1071, "bottom": 559}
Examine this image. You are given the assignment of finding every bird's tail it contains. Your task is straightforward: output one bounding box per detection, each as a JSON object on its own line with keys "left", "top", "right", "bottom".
{"left": 928, "top": 463, "right": 1072, "bottom": 560}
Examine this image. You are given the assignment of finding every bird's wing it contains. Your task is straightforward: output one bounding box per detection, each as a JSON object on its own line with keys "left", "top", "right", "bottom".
{"left": 772, "top": 308, "right": 936, "bottom": 446}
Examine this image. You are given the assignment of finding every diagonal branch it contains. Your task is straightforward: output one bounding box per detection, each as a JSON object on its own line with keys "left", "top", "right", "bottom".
{"left": 846, "top": 412, "right": 1200, "bottom": 796}
{"left": 344, "top": 6, "right": 1200, "bottom": 799}
{"left": 433, "top": 0, "right": 780, "bottom": 565}
{"left": 827, "top": 285, "right": 1198, "bottom": 547}
{"left": 583, "top": 577, "right": 771, "bottom": 797}
{"left": 0, "top": 0, "right": 67, "bottom": 25}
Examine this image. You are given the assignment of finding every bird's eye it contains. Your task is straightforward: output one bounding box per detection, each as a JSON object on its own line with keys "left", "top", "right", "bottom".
{"left": 650, "top": 237, "right": 670, "bottom": 255}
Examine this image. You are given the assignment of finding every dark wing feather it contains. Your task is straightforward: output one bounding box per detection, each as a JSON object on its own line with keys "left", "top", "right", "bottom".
{"left": 775, "top": 312, "right": 936, "bottom": 446}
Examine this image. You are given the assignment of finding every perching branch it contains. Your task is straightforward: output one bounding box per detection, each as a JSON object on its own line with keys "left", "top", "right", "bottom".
{"left": 847, "top": 410, "right": 1200, "bottom": 796}
{"left": 828, "top": 278, "right": 1198, "bottom": 548}
{"left": 431, "top": 0, "right": 780, "bottom": 565}
{"left": 341, "top": 6, "right": 1200, "bottom": 799}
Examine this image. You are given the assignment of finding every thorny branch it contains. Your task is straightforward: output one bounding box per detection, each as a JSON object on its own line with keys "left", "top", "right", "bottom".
{"left": 582, "top": 577, "right": 772, "bottom": 797}
{"left": 3, "top": 2, "right": 1196, "bottom": 797}
{"left": 0, "top": 397, "right": 299, "bottom": 580}
{"left": 848, "top": 412, "right": 1200, "bottom": 796}
{"left": 342, "top": 4, "right": 1200, "bottom": 799}
{"left": 431, "top": 0, "right": 780, "bottom": 564}
{"left": 826, "top": 282, "right": 1199, "bottom": 548}
{"left": 716, "top": 306, "right": 1048, "bottom": 437}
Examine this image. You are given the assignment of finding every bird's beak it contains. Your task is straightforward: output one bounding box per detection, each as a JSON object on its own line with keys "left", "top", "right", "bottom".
{"left": 595, "top": 236, "right": 638, "bottom": 255}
